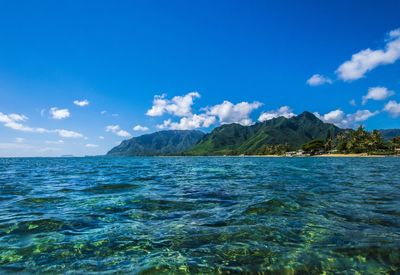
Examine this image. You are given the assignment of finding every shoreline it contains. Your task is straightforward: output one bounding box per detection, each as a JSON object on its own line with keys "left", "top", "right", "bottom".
{"left": 165, "top": 154, "right": 397, "bottom": 158}
{"left": 314, "top": 153, "right": 387, "bottom": 157}
{"left": 240, "top": 154, "right": 390, "bottom": 158}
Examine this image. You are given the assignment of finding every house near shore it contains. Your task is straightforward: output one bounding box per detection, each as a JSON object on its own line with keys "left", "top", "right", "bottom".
{"left": 285, "top": 150, "right": 308, "bottom": 157}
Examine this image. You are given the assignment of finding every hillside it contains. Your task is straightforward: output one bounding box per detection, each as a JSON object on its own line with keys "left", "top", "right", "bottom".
{"left": 379, "top": 129, "right": 400, "bottom": 141}
{"left": 186, "top": 111, "right": 342, "bottom": 155}
{"left": 106, "top": 130, "right": 205, "bottom": 156}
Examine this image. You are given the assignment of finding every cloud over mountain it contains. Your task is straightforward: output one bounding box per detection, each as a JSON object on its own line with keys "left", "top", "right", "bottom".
{"left": 133, "top": 125, "right": 149, "bottom": 131}
{"left": 106, "top": 125, "right": 131, "bottom": 137}
{"left": 259, "top": 106, "right": 295, "bottom": 122}
{"left": 205, "top": 100, "right": 262, "bottom": 126}
{"left": 314, "top": 109, "right": 378, "bottom": 128}
{"left": 146, "top": 92, "right": 200, "bottom": 117}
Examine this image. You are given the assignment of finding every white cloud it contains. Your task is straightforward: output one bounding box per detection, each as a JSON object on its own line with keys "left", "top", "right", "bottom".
{"left": 0, "top": 111, "right": 84, "bottom": 139}
{"left": 9, "top": 114, "right": 28, "bottom": 122}
{"left": 73, "top": 99, "right": 89, "bottom": 107}
{"left": 306, "top": 74, "right": 333, "bottom": 86}
{"left": 351, "top": 110, "right": 379, "bottom": 122}
{"left": 383, "top": 100, "right": 400, "bottom": 117}
{"left": 146, "top": 92, "right": 200, "bottom": 117}
{"left": 205, "top": 100, "right": 262, "bottom": 126}
{"left": 0, "top": 112, "right": 40, "bottom": 132}
{"left": 100, "top": 110, "right": 107, "bottom": 115}
{"left": 314, "top": 109, "right": 378, "bottom": 128}
{"left": 15, "top": 137, "right": 25, "bottom": 143}
{"left": 85, "top": 143, "right": 98, "bottom": 148}
{"left": 98, "top": 136, "right": 105, "bottom": 139}
{"left": 362, "top": 86, "right": 394, "bottom": 105}
{"left": 336, "top": 28, "right": 400, "bottom": 81}
{"left": 157, "top": 114, "right": 216, "bottom": 130}
{"left": 106, "top": 125, "right": 119, "bottom": 132}
{"left": 156, "top": 119, "right": 171, "bottom": 129}
{"left": 258, "top": 106, "right": 296, "bottom": 122}
{"left": 55, "top": 129, "right": 83, "bottom": 138}
{"left": 145, "top": 93, "right": 263, "bottom": 128}
{"left": 349, "top": 99, "right": 356, "bottom": 106}
{"left": 45, "top": 140, "right": 64, "bottom": 144}
{"left": 314, "top": 109, "right": 345, "bottom": 125}
{"left": 133, "top": 125, "right": 149, "bottom": 131}
{"left": 0, "top": 112, "right": 27, "bottom": 124}
{"left": 389, "top": 29, "right": 400, "bottom": 38}
{"left": 49, "top": 107, "right": 70, "bottom": 120}
{"left": 105, "top": 125, "right": 131, "bottom": 138}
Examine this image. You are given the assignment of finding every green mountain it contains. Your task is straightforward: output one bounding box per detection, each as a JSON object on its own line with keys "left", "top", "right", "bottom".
{"left": 186, "top": 111, "right": 342, "bottom": 155}
{"left": 106, "top": 130, "right": 205, "bottom": 156}
{"left": 379, "top": 129, "right": 400, "bottom": 141}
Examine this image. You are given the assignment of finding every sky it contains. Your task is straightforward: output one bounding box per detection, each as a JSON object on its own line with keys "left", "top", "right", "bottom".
{"left": 0, "top": 0, "right": 400, "bottom": 157}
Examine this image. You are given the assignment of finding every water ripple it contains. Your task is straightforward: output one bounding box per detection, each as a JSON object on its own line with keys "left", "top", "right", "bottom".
{"left": 0, "top": 156, "right": 399, "bottom": 273}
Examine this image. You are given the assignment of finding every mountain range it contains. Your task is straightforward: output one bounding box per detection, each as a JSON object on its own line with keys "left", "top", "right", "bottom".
{"left": 107, "top": 111, "right": 400, "bottom": 156}
{"left": 379, "top": 129, "right": 400, "bottom": 141}
{"left": 186, "top": 111, "right": 342, "bottom": 155}
{"left": 107, "top": 130, "right": 204, "bottom": 156}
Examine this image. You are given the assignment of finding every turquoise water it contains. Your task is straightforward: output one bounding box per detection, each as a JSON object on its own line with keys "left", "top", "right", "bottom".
{"left": 0, "top": 157, "right": 399, "bottom": 273}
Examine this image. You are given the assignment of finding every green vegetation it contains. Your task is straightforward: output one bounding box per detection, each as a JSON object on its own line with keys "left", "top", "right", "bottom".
{"left": 302, "top": 139, "right": 325, "bottom": 154}
{"left": 106, "top": 112, "right": 400, "bottom": 156}
{"left": 186, "top": 111, "right": 341, "bottom": 155}
{"left": 333, "top": 126, "right": 399, "bottom": 155}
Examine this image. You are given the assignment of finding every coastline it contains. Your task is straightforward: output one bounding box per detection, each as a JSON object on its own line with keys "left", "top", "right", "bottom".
{"left": 246, "top": 154, "right": 391, "bottom": 157}
{"left": 163, "top": 154, "right": 397, "bottom": 158}
{"left": 314, "top": 153, "right": 387, "bottom": 157}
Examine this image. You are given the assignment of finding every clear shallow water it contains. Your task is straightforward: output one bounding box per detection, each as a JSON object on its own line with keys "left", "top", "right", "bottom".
{"left": 0, "top": 157, "right": 399, "bottom": 274}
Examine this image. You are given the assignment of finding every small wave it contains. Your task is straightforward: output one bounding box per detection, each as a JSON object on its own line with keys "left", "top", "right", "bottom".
{"left": 285, "top": 166, "right": 309, "bottom": 172}
{"left": 82, "top": 183, "right": 140, "bottom": 193}
{"left": 18, "top": 196, "right": 65, "bottom": 205}
{"left": 244, "top": 198, "right": 300, "bottom": 215}
{"left": 1, "top": 219, "right": 65, "bottom": 235}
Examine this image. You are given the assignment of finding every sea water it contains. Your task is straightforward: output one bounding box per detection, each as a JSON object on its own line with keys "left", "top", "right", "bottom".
{"left": 0, "top": 157, "right": 399, "bottom": 273}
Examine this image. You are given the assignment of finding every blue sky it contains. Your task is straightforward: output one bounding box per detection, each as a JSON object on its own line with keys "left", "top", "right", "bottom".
{"left": 0, "top": 0, "right": 400, "bottom": 156}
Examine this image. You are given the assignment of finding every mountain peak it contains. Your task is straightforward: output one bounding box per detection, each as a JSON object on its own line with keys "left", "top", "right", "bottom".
{"left": 298, "top": 111, "right": 315, "bottom": 117}
{"left": 297, "top": 111, "right": 319, "bottom": 120}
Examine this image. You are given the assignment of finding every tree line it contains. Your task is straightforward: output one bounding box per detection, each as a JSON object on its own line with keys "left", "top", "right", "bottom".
{"left": 302, "top": 126, "right": 400, "bottom": 155}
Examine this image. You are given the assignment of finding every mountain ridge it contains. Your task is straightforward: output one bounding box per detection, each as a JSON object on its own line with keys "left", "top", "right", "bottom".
{"left": 106, "top": 112, "right": 400, "bottom": 156}
{"left": 106, "top": 130, "right": 204, "bottom": 156}
{"left": 186, "top": 111, "right": 342, "bottom": 155}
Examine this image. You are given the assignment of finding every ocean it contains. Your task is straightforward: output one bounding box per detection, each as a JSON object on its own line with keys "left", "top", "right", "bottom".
{"left": 0, "top": 157, "right": 399, "bottom": 273}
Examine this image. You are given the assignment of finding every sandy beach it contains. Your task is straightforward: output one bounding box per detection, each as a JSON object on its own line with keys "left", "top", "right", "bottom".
{"left": 315, "top": 153, "right": 388, "bottom": 157}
